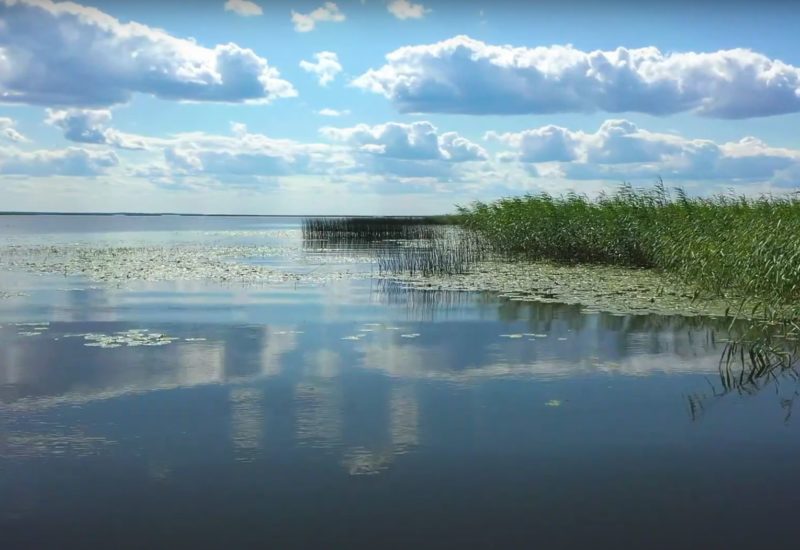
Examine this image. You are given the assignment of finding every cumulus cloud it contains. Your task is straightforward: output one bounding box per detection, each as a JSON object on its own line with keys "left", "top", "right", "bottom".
{"left": 45, "top": 109, "right": 150, "bottom": 150}
{"left": 159, "top": 121, "right": 486, "bottom": 182}
{"left": 109, "top": 119, "right": 800, "bottom": 189}
{"left": 0, "top": 0, "right": 296, "bottom": 107}
{"left": 224, "top": 0, "right": 263, "bottom": 17}
{"left": 0, "top": 146, "right": 118, "bottom": 176}
{"left": 321, "top": 121, "right": 486, "bottom": 162}
{"left": 491, "top": 119, "right": 800, "bottom": 183}
{"left": 291, "top": 2, "right": 345, "bottom": 32}
{"left": 120, "top": 120, "right": 485, "bottom": 182}
{"left": 387, "top": 0, "right": 428, "bottom": 20}
{"left": 353, "top": 35, "right": 800, "bottom": 118}
{"left": 161, "top": 124, "right": 352, "bottom": 178}
{"left": 299, "top": 52, "right": 343, "bottom": 86}
{"left": 317, "top": 108, "right": 351, "bottom": 117}
{"left": 0, "top": 117, "right": 26, "bottom": 142}
{"left": 321, "top": 121, "right": 486, "bottom": 179}
{"left": 486, "top": 125, "right": 581, "bottom": 163}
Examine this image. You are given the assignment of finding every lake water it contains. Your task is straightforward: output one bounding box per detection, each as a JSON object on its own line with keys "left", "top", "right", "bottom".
{"left": 1, "top": 215, "right": 799, "bottom": 548}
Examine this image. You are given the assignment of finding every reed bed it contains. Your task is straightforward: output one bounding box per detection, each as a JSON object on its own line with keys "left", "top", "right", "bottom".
{"left": 302, "top": 216, "right": 487, "bottom": 276}
{"left": 457, "top": 183, "right": 800, "bottom": 314}
{"left": 302, "top": 216, "right": 445, "bottom": 243}
{"left": 458, "top": 182, "right": 800, "bottom": 385}
{"left": 376, "top": 227, "right": 487, "bottom": 277}
{"left": 304, "top": 201, "right": 799, "bottom": 396}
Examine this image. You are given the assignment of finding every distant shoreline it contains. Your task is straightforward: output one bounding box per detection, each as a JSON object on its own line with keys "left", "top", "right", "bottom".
{"left": 0, "top": 212, "right": 438, "bottom": 218}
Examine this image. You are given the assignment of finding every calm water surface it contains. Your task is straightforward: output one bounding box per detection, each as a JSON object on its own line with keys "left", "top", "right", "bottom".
{"left": 1, "top": 216, "right": 799, "bottom": 548}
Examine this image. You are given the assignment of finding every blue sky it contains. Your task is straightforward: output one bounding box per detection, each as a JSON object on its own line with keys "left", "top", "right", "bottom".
{"left": 1, "top": 0, "right": 799, "bottom": 214}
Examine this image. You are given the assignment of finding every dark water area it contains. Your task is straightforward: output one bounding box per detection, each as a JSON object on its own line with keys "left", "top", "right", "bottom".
{"left": 1, "top": 216, "right": 799, "bottom": 548}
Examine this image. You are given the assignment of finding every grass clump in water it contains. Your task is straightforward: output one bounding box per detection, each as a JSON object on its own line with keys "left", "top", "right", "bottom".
{"left": 302, "top": 216, "right": 487, "bottom": 276}
{"left": 302, "top": 216, "right": 448, "bottom": 244}
{"left": 376, "top": 228, "right": 487, "bottom": 277}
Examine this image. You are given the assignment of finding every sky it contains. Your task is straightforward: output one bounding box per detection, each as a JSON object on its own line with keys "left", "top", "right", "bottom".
{"left": 1, "top": 0, "right": 800, "bottom": 214}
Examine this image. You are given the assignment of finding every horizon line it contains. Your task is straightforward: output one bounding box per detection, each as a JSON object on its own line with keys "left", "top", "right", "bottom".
{"left": 0, "top": 211, "right": 448, "bottom": 218}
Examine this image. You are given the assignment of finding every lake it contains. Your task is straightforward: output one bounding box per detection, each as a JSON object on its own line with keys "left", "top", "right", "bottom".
{"left": 1, "top": 215, "right": 799, "bottom": 548}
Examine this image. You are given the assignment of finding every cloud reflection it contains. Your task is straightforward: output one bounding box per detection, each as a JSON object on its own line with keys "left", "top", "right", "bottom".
{"left": 0, "top": 306, "right": 729, "bottom": 474}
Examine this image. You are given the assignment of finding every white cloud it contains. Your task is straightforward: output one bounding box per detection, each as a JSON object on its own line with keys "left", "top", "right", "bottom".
{"left": 321, "top": 121, "right": 486, "bottom": 180}
{"left": 160, "top": 121, "right": 487, "bottom": 182}
{"left": 81, "top": 119, "right": 486, "bottom": 183}
{"left": 0, "top": 146, "right": 118, "bottom": 176}
{"left": 134, "top": 120, "right": 800, "bottom": 189}
{"left": 0, "top": 117, "right": 26, "bottom": 142}
{"left": 317, "top": 108, "right": 351, "bottom": 117}
{"left": 353, "top": 35, "right": 800, "bottom": 118}
{"left": 387, "top": 0, "right": 428, "bottom": 20}
{"left": 299, "top": 52, "right": 343, "bottom": 86}
{"left": 45, "top": 109, "right": 150, "bottom": 150}
{"left": 230, "top": 122, "right": 248, "bottom": 136}
{"left": 0, "top": 0, "right": 296, "bottom": 107}
{"left": 224, "top": 0, "right": 263, "bottom": 17}
{"left": 321, "top": 121, "right": 486, "bottom": 162}
{"left": 486, "top": 125, "right": 581, "bottom": 163}
{"left": 491, "top": 119, "right": 800, "bottom": 183}
{"left": 46, "top": 108, "right": 111, "bottom": 144}
{"left": 161, "top": 125, "right": 352, "bottom": 179}
{"left": 291, "top": 2, "right": 345, "bottom": 32}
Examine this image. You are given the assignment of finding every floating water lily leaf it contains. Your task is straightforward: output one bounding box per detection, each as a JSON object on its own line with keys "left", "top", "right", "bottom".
{"left": 78, "top": 329, "right": 180, "bottom": 349}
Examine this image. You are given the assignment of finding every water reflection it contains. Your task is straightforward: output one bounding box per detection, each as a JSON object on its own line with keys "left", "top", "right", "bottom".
{"left": 295, "top": 381, "right": 343, "bottom": 450}
{"left": 1, "top": 277, "right": 794, "bottom": 486}
{"left": 686, "top": 342, "right": 800, "bottom": 423}
{"left": 389, "top": 384, "right": 420, "bottom": 453}
{"left": 3, "top": 222, "right": 800, "bottom": 546}
{"left": 229, "top": 387, "right": 265, "bottom": 462}
{"left": 0, "top": 305, "right": 734, "bottom": 478}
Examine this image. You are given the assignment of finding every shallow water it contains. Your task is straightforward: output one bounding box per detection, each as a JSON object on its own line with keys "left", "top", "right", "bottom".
{"left": 1, "top": 215, "right": 799, "bottom": 548}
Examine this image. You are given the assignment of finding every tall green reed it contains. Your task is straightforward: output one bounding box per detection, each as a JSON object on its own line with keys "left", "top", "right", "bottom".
{"left": 458, "top": 182, "right": 800, "bottom": 312}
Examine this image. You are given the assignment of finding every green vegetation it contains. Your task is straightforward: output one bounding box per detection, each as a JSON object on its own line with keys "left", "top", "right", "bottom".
{"left": 375, "top": 228, "right": 486, "bottom": 276}
{"left": 302, "top": 216, "right": 447, "bottom": 243}
{"left": 457, "top": 182, "right": 800, "bottom": 388}
{"left": 302, "top": 216, "right": 486, "bottom": 275}
{"left": 457, "top": 182, "right": 800, "bottom": 318}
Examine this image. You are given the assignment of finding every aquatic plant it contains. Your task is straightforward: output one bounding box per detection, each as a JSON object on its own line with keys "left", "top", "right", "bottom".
{"left": 301, "top": 216, "right": 448, "bottom": 243}
{"left": 457, "top": 182, "right": 800, "bottom": 315}
{"left": 301, "top": 216, "right": 487, "bottom": 276}
{"left": 375, "top": 227, "right": 487, "bottom": 277}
